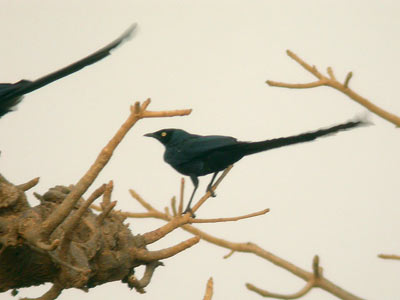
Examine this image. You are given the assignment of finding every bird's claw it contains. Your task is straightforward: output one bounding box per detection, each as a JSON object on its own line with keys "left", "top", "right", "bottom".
{"left": 207, "top": 186, "right": 216, "bottom": 197}
{"left": 182, "top": 208, "right": 196, "bottom": 218}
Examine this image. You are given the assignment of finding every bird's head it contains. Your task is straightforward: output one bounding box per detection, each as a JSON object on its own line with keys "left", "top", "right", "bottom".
{"left": 144, "top": 128, "right": 189, "bottom": 146}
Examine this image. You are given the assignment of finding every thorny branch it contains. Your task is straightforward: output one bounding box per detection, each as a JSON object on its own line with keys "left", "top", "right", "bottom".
{"left": 266, "top": 50, "right": 400, "bottom": 127}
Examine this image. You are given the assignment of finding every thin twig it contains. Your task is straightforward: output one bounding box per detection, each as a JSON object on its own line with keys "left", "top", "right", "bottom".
{"left": 327, "top": 67, "right": 336, "bottom": 80}
{"left": 191, "top": 208, "right": 269, "bottom": 223}
{"left": 223, "top": 250, "right": 235, "bottom": 259}
{"left": 141, "top": 109, "right": 192, "bottom": 118}
{"left": 142, "top": 214, "right": 191, "bottom": 245}
{"left": 129, "top": 189, "right": 157, "bottom": 212}
{"left": 246, "top": 280, "right": 315, "bottom": 299}
{"left": 312, "top": 255, "right": 322, "bottom": 278}
{"left": 171, "top": 196, "right": 177, "bottom": 216}
{"left": 203, "top": 277, "right": 214, "bottom": 300}
{"left": 378, "top": 254, "right": 400, "bottom": 260}
{"left": 179, "top": 178, "right": 185, "bottom": 215}
{"left": 344, "top": 71, "right": 353, "bottom": 88}
{"left": 96, "top": 201, "right": 117, "bottom": 224}
{"left": 267, "top": 49, "right": 400, "bottom": 127}
{"left": 101, "top": 180, "right": 113, "bottom": 208}
{"left": 133, "top": 236, "right": 200, "bottom": 261}
{"left": 191, "top": 166, "right": 233, "bottom": 214}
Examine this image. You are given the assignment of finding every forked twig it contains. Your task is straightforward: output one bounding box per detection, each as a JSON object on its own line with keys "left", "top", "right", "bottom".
{"left": 267, "top": 50, "right": 400, "bottom": 127}
{"left": 40, "top": 98, "right": 191, "bottom": 242}
{"left": 112, "top": 182, "right": 363, "bottom": 300}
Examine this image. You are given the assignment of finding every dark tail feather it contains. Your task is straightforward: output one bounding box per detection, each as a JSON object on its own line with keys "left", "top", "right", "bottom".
{"left": 237, "top": 119, "right": 367, "bottom": 156}
{"left": 3, "top": 24, "right": 137, "bottom": 100}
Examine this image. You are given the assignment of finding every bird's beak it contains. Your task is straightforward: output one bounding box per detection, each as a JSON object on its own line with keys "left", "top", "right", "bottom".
{"left": 144, "top": 132, "right": 155, "bottom": 138}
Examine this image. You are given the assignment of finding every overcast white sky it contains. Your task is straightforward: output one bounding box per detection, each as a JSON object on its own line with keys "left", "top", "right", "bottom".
{"left": 1, "top": 1, "right": 400, "bottom": 300}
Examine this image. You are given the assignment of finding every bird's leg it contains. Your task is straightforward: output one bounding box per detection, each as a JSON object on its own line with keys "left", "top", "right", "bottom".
{"left": 206, "top": 172, "right": 219, "bottom": 198}
{"left": 183, "top": 176, "right": 199, "bottom": 216}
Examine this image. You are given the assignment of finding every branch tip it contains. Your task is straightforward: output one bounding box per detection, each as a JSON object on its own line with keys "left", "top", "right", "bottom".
{"left": 179, "top": 177, "right": 185, "bottom": 214}
{"left": 247, "top": 280, "right": 315, "bottom": 299}
{"left": 134, "top": 236, "right": 200, "bottom": 261}
{"left": 141, "top": 98, "right": 151, "bottom": 111}
{"left": 223, "top": 250, "right": 235, "bottom": 259}
{"left": 18, "top": 177, "right": 40, "bottom": 191}
{"left": 171, "top": 196, "right": 177, "bottom": 216}
{"left": 142, "top": 214, "right": 191, "bottom": 245}
{"left": 378, "top": 254, "right": 400, "bottom": 260}
{"left": 327, "top": 67, "right": 336, "bottom": 80}
{"left": 344, "top": 71, "right": 353, "bottom": 88}
{"left": 312, "top": 255, "right": 321, "bottom": 277}
{"left": 191, "top": 208, "right": 269, "bottom": 224}
{"left": 203, "top": 277, "right": 214, "bottom": 300}
{"left": 132, "top": 102, "right": 141, "bottom": 114}
{"left": 97, "top": 201, "right": 117, "bottom": 224}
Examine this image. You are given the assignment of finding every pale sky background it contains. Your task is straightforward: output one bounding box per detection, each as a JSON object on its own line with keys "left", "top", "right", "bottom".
{"left": 1, "top": 1, "right": 400, "bottom": 300}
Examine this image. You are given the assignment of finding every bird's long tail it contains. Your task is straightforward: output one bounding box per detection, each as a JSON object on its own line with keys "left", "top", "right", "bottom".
{"left": 3, "top": 23, "right": 137, "bottom": 100}
{"left": 234, "top": 119, "right": 367, "bottom": 156}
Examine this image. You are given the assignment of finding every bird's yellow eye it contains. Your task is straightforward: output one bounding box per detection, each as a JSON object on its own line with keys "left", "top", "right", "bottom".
{"left": 161, "top": 132, "right": 167, "bottom": 137}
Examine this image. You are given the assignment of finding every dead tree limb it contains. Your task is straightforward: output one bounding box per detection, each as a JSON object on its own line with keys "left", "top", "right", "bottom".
{"left": 0, "top": 100, "right": 193, "bottom": 299}
{"left": 112, "top": 179, "right": 364, "bottom": 300}
{"left": 267, "top": 50, "right": 400, "bottom": 127}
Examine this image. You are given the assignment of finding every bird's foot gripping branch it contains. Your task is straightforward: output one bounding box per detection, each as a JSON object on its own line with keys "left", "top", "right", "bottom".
{"left": 0, "top": 99, "right": 200, "bottom": 300}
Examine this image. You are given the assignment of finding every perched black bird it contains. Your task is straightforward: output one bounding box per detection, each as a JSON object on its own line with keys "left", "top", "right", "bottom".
{"left": 0, "top": 23, "right": 136, "bottom": 118}
{"left": 145, "top": 119, "right": 366, "bottom": 214}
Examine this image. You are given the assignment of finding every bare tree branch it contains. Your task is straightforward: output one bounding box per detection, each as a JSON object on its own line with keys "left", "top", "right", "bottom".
{"left": 0, "top": 100, "right": 193, "bottom": 299}
{"left": 118, "top": 179, "right": 365, "bottom": 300}
{"left": 40, "top": 98, "right": 191, "bottom": 240}
{"left": 134, "top": 236, "right": 200, "bottom": 261}
{"left": 267, "top": 50, "right": 400, "bottom": 127}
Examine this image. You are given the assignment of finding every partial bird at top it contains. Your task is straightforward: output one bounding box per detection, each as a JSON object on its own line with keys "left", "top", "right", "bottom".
{"left": 0, "top": 23, "right": 137, "bottom": 118}
{"left": 145, "top": 118, "right": 368, "bottom": 215}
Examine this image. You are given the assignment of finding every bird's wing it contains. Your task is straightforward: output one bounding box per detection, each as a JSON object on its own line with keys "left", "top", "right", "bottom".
{"left": 0, "top": 83, "right": 21, "bottom": 98}
{"left": 177, "top": 135, "right": 238, "bottom": 162}
{"left": 0, "top": 83, "right": 28, "bottom": 117}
